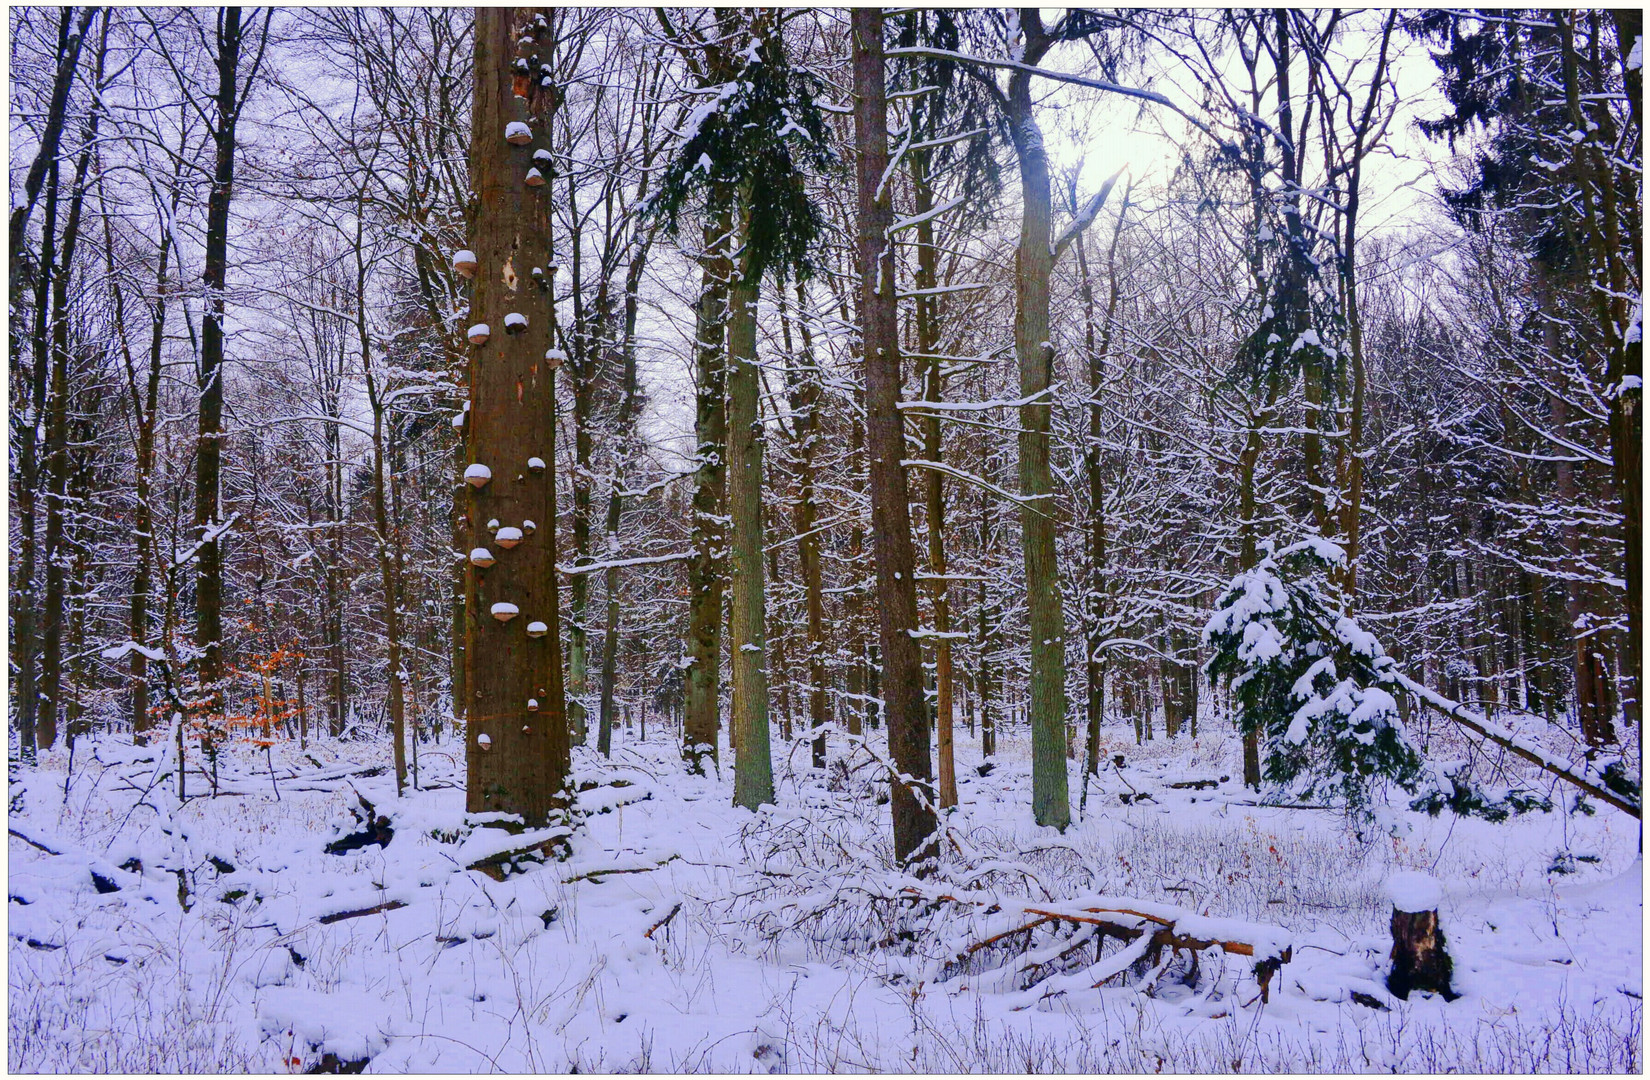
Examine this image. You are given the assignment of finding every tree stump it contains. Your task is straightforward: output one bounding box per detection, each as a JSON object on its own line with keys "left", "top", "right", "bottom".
{"left": 1384, "top": 871, "right": 1456, "bottom": 1000}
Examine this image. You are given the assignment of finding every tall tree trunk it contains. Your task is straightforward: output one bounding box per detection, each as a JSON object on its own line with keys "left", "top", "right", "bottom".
{"left": 38, "top": 297, "right": 69, "bottom": 754}
{"left": 1542, "top": 292, "right": 1614, "bottom": 747}
{"left": 1271, "top": 10, "right": 1332, "bottom": 541}
{"left": 684, "top": 205, "right": 731, "bottom": 774}
{"left": 358, "top": 205, "right": 408, "bottom": 795}
{"left": 596, "top": 233, "right": 649, "bottom": 759}
{"left": 785, "top": 281, "right": 829, "bottom": 770}
{"left": 768, "top": 522, "right": 791, "bottom": 742}
{"left": 1605, "top": 8, "right": 1641, "bottom": 729}
{"left": 13, "top": 150, "right": 57, "bottom": 760}
{"left": 450, "top": 432, "right": 468, "bottom": 722}
{"left": 909, "top": 151, "right": 957, "bottom": 810}
{"left": 1005, "top": 49, "right": 1070, "bottom": 831}
{"left": 328, "top": 515, "right": 347, "bottom": 736}
{"left": 595, "top": 539, "right": 622, "bottom": 757}
{"left": 11, "top": 10, "right": 90, "bottom": 760}
{"left": 39, "top": 27, "right": 104, "bottom": 754}
{"left": 1073, "top": 185, "right": 1127, "bottom": 776}
{"left": 464, "top": 6, "right": 570, "bottom": 826}
{"left": 566, "top": 169, "right": 592, "bottom": 748}
{"left": 854, "top": 8, "right": 937, "bottom": 863}
{"left": 846, "top": 406, "right": 868, "bottom": 739}
{"left": 1329, "top": 14, "right": 1393, "bottom": 598}
{"left": 978, "top": 484, "right": 997, "bottom": 759}
{"left": 8, "top": 6, "right": 94, "bottom": 292}
{"left": 104, "top": 162, "right": 173, "bottom": 744}
{"left": 726, "top": 205, "right": 774, "bottom": 811}
{"left": 195, "top": 7, "right": 255, "bottom": 760}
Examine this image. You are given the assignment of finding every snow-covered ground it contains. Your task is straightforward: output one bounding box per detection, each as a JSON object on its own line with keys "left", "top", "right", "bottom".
{"left": 9, "top": 720, "right": 1642, "bottom": 1072}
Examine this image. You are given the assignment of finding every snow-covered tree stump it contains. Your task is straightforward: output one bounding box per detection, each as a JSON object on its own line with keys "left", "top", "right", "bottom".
{"left": 1384, "top": 871, "right": 1456, "bottom": 1000}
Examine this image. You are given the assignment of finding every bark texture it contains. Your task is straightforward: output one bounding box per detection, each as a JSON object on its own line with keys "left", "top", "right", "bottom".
{"left": 726, "top": 239, "right": 774, "bottom": 811}
{"left": 854, "top": 8, "right": 937, "bottom": 864}
{"left": 464, "top": 6, "right": 570, "bottom": 827}
{"left": 684, "top": 208, "right": 731, "bottom": 773}
{"left": 1005, "top": 17, "right": 1071, "bottom": 830}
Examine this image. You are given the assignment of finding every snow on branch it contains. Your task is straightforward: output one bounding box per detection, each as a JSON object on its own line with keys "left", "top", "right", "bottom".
{"left": 100, "top": 641, "right": 167, "bottom": 663}
{"left": 901, "top": 458, "right": 1053, "bottom": 513}
{"left": 897, "top": 388, "right": 1052, "bottom": 412}
{"left": 890, "top": 193, "right": 966, "bottom": 235}
{"left": 1051, "top": 165, "right": 1125, "bottom": 262}
{"left": 557, "top": 551, "right": 692, "bottom": 576}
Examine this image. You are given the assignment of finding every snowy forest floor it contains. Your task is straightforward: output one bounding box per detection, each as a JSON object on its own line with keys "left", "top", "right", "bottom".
{"left": 8, "top": 719, "right": 1642, "bottom": 1073}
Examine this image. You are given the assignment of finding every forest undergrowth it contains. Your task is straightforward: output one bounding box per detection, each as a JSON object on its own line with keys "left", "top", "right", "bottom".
{"left": 9, "top": 720, "right": 1640, "bottom": 1073}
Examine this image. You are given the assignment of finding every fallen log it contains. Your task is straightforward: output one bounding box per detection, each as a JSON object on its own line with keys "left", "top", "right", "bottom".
{"left": 462, "top": 826, "right": 573, "bottom": 880}
{"left": 324, "top": 794, "right": 395, "bottom": 855}
{"left": 1016, "top": 903, "right": 1289, "bottom": 1002}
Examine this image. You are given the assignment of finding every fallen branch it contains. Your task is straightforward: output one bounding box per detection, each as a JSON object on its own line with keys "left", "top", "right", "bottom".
{"left": 466, "top": 837, "right": 568, "bottom": 881}
{"left": 644, "top": 901, "right": 682, "bottom": 940}
{"left": 1166, "top": 777, "right": 1227, "bottom": 791}
{"left": 564, "top": 853, "right": 682, "bottom": 885}
{"left": 9, "top": 828, "right": 63, "bottom": 856}
{"left": 927, "top": 888, "right": 1292, "bottom": 1004}
{"left": 317, "top": 900, "right": 407, "bottom": 925}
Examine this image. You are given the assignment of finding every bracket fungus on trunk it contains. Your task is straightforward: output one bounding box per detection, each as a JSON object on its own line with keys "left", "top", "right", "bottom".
{"left": 504, "top": 120, "right": 532, "bottom": 146}
{"left": 452, "top": 249, "right": 477, "bottom": 278}
{"left": 469, "top": 547, "right": 496, "bottom": 568}
{"left": 490, "top": 601, "right": 520, "bottom": 623}
{"left": 468, "top": 323, "right": 492, "bottom": 346}
{"left": 464, "top": 463, "right": 493, "bottom": 488}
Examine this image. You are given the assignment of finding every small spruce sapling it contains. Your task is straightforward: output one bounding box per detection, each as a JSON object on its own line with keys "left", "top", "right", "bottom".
{"left": 1204, "top": 537, "right": 1550, "bottom": 821}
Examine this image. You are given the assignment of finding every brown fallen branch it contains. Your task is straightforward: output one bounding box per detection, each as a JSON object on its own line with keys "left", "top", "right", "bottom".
{"left": 1021, "top": 905, "right": 1288, "bottom": 1001}
{"left": 937, "top": 892, "right": 1291, "bottom": 1004}
{"left": 317, "top": 900, "right": 407, "bottom": 925}
{"left": 459, "top": 823, "right": 575, "bottom": 881}
{"left": 644, "top": 901, "right": 682, "bottom": 940}
{"left": 1167, "top": 777, "right": 1227, "bottom": 791}
{"left": 467, "top": 840, "right": 566, "bottom": 882}
{"left": 564, "top": 853, "right": 682, "bottom": 886}
{"left": 965, "top": 913, "right": 1058, "bottom": 955}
